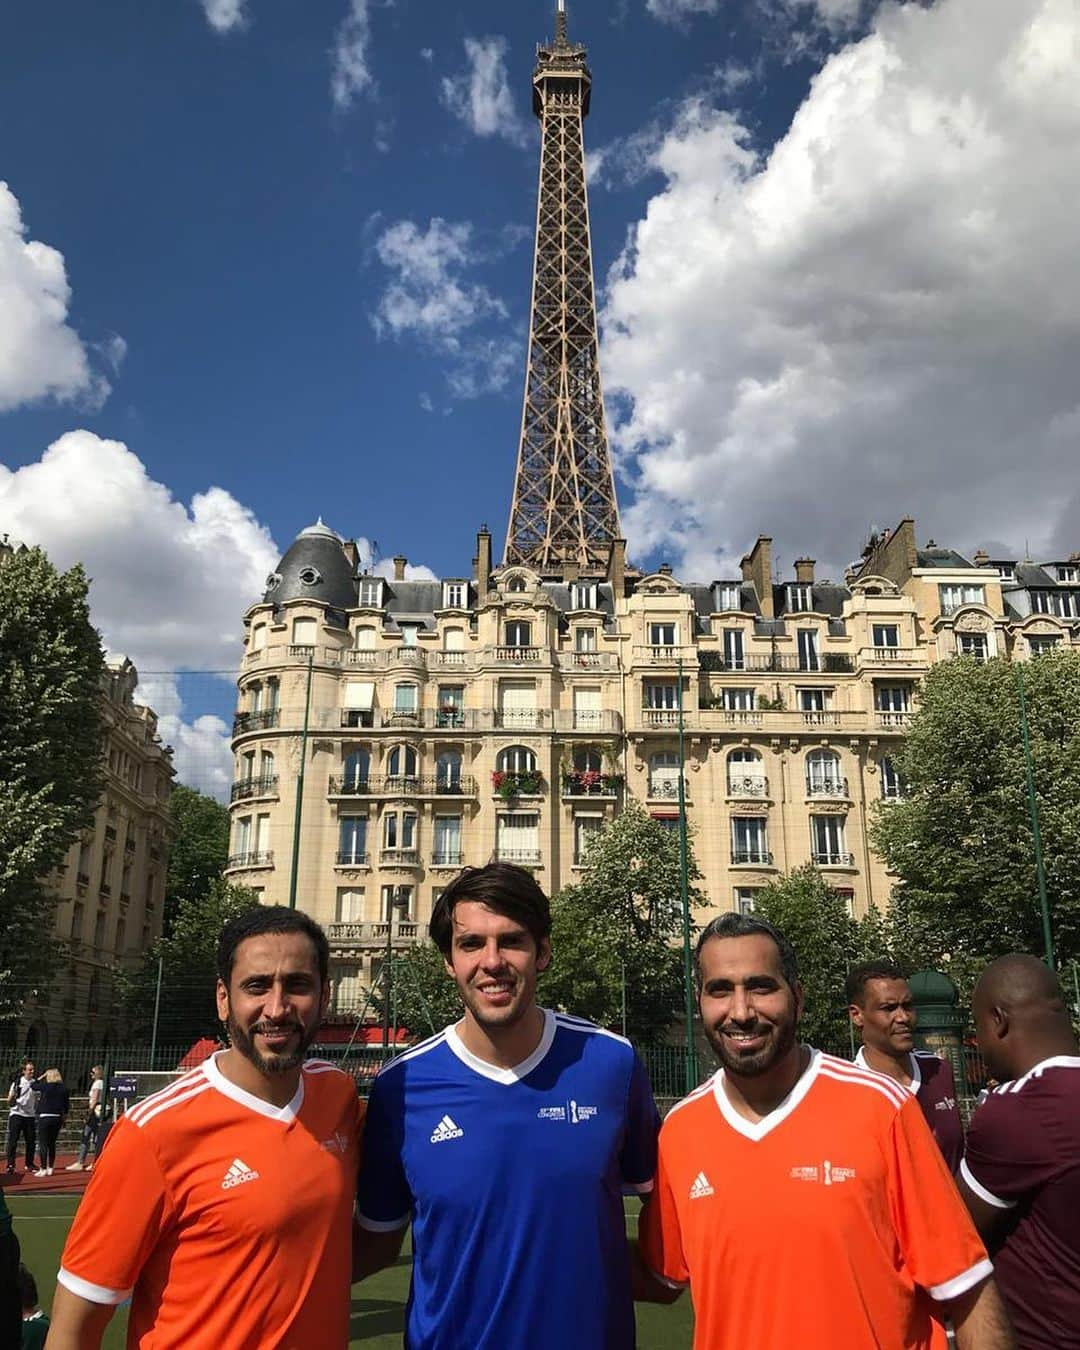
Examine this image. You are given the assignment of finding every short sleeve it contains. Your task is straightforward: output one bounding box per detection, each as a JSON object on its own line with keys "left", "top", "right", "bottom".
{"left": 620, "top": 1054, "right": 660, "bottom": 1193}
{"left": 58, "top": 1118, "right": 173, "bottom": 1304}
{"left": 961, "top": 1089, "right": 1058, "bottom": 1210}
{"left": 355, "top": 1070, "right": 412, "bottom": 1232}
{"left": 638, "top": 1133, "right": 688, "bottom": 1287}
{"left": 887, "top": 1097, "right": 992, "bottom": 1302}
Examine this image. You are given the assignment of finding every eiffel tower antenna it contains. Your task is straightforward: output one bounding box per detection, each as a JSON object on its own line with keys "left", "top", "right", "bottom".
{"left": 503, "top": 2, "right": 622, "bottom": 575}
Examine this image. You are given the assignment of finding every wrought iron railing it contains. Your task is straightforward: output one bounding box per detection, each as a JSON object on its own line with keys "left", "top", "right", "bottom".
{"left": 731, "top": 848, "right": 773, "bottom": 865}
{"left": 227, "top": 850, "right": 274, "bottom": 868}
{"left": 230, "top": 775, "right": 279, "bottom": 802}
{"left": 805, "top": 777, "right": 849, "bottom": 799}
{"left": 233, "top": 709, "right": 280, "bottom": 734}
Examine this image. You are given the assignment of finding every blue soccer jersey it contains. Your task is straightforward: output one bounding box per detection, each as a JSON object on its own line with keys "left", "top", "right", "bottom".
{"left": 357, "top": 1009, "right": 659, "bottom": 1349}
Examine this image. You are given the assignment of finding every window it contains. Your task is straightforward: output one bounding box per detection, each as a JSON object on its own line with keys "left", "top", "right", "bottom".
{"left": 443, "top": 626, "right": 465, "bottom": 653}
{"left": 649, "top": 622, "right": 677, "bottom": 648}
{"left": 358, "top": 578, "right": 383, "bottom": 607}
{"left": 94, "top": 910, "right": 107, "bottom": 949}
{"left": 575, "top": 627, "right": 598, "bottom": 653}
{"left": 875, "top": 685, "right": 910, "bottom": 712}
{"left": 939, "top": 584, "right": 985, "bottom": 615}
{"left": 1028, "top": 635, "right": 1061, "bottom": 656}
{"left": 342, "top": 749, "right": 370, "bottom": 791}
{"left": 880, "top": 757, "right": 905, "bottom": 800}
{"left": 733, "top": 887, "right": 757, "bottom": 916}
{"left": 71, "top": 902, "right": 84, "bottom": 941}
{"left": 393, "top": 683, "right": 419, "bottom": 713}
{"left": 811, "top": 815, "right": 848, "bottom": 865}
{"left": 496, "top": 745, "right": 536, "bottom": 775}
{"left": 649, "top": 751, "right": 681, "bottom": 799}
{"left": 291, "top": 617, "right": 316, "bottom": 647}
{"left": 731, "top": 817, "right": 769, "bottom": 865}
{"left": 443, "top": 581, "right": 467, "bottom": 608}
{"left": 574, "top": 815, "right": 604, "bottom": 864}
{"left": 433, "top": 816, "right": 463, "bottom": 866}
{"left": 436, "top": 685, "right": 465, "bottom": 727}
{"left": 265, "top": 679, "right": 279, "bottom": 710}
{"left": 382, "top": 884, "right": 414, "bottom": 921}
{"left": 336, "top": 888, "right": 365, "bottom": 921}
{"left": 507, "top": 575, "right": 527, "bottom": 593}
{"left": 572, "top": 686, "right": 602, "bottom": 729}
{"left": 1032, "top": 591, "right": 1079, "bottom": 618}
{"left": 383, "top": 811, "right": 417, "bottom": 851}
{"left": 249, "top": 683, "right": 262, "bottom": 714}
{"left": 436, "top": 750, "right": 462, "bottom": 791}
{"left": 996, "top": 565, "right": 1015, "bottom": 582}
{"left": 787, "top": 585, "right": 812, "bottom": 613}
{"left": 797, "top": 628, "right": 819, "bottom": 672}
{"left": 727, "top": 749, "right": 765, "bottom": 797}
{"left": 499, "top": 680, "right": 538, "bottom": 727}
{"left": 399, "top": 624, "right": 419, "bottom": 648}
{"left": 957, "top": 632, "right": 989, "bottom": 662}
{"left": 354, "top": 625, "right": 377, "bottom": 650}
{"left": 234, "top": 815, "right": 251, "bottom": 856}
{"left": 715, "top": 583, "right": 741, "bottom": 612}
{"left": 570, "top": 582, "right": 598, "bottom": 610}
{"left": 387, "top": 745, "right": 418, "bottom": 783}
{"left": 505, "top": 620, "right": 532, "bottom": 648}
{"left": 1058, "top": 566, "right": 1078, "bottom": 584}
{"left": 342, "top": 680, "right": 375, "bottom": 727}
{"left": 806, "top": 749, "right": 843, "bottom": 796}
{"left": 251, "top": 623, "right": 266, "bottom": 650}
{"left": 722, "top": 629, "right": 744, "bottom": 670}
{"left": 644, "top": 681, "right": 678, "bottom": 710}
{"left": 872, "top": 624, "right": 899, "bottom": 649}
{"left": 333, "top": 966, "right": 363, "bottom": 1013}
{"left": 573, "top": 746, "right": 603, "bottom": 774}
{"left": 496, "top": 813, "right": 539, "bottom": 863}
{"left": 798, "top": 688, "right": 828, "bottom": 712}
{"left": 259, "top": 751, "right": 275, "bottom": 783}
{"left": 720, "top": 688, "right": 756, "bottom": 711}
{"left": 255, "top": 814, "right": 270, "bottom": 854}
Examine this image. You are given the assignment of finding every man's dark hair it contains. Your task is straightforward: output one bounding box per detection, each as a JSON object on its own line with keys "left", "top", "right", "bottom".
{"left": 845, "top": 960, "right": 906, "bottom": 1008}
{"left": 18, "top": 1263, "right": 37, "bottom": 1311}
{"left": 216, "top": 906, "right": 329, "bottom": 987}
{"left": 429, "top": 864, "right": 551, "bottom": 956}
{"left": 694, "top": 912, "right": 799, "bottom": 990}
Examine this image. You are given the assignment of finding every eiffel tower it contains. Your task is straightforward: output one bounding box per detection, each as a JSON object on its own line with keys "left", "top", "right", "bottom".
{"left": 503, "top": 1, "right": 622, "bottom": 577}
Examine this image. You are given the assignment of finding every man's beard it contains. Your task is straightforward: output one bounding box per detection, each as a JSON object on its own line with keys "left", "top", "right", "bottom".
{"left": 227, "top": 1016, "right": 317, "bottom": 1075}
{"left": 705, "top": 1014, "right": 798, "bottom": 1079}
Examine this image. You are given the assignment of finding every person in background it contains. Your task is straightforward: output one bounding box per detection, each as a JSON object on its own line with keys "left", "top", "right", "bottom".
{"left": 65, "top": 1067, "right": 104, "bottom": 1173}
{"left": 6, "top": 1062, "right": 37, "bottom": 1176}
{"left": 19, "top": 1264, "right": 49, "bottom": 1349}
{"left": 846, "top": 960, "right": 964, "bottom": 1171}
{"left": 31, "top": 1071, "right": 69, "bottom": 1178}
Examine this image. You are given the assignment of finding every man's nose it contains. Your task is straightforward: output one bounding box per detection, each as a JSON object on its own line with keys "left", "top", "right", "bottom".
{"left": 264, "top": 983, "right": 291, "bottom": 1019}
{"left": 729, "top": 986, "right": 754, "bottom": 1023}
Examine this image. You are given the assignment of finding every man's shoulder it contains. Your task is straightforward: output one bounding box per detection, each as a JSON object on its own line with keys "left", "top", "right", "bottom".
{"left": 976, "top": 1056, "right": 1080, "bottom": 1125}
{"left": 373, "top": 1028, "right": 454, "bottom": 1085}
{"left": 550, "top": 1012, "right": 636, "bottom": 1064}
{"left": 814, "top": 1052, "right": 911, "bottom": 1118}
{"left": 660, "top": 1075, "right": 717, "bottom": 1138}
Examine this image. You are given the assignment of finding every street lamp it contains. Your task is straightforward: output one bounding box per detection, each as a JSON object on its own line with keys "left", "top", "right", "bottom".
{"left": 676, "top": 658, "right": 697, "bottom": 1094}
{"left": 382, "top": 885, "right": 411, "bottom": 1053}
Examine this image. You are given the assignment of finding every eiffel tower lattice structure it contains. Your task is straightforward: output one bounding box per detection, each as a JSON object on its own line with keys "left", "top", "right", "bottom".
{"left": 504, "top": 3, "right": 622, "bottom": 576}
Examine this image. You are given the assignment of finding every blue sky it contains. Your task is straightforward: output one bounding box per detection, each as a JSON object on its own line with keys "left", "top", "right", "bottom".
{"left": 2, "top": 0, "right": 1077, "bottom": 790}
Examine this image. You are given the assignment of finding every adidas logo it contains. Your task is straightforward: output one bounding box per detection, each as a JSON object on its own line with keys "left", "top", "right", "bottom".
{"left": 689, "top": 1171, "right": 714, "bottom": 1199}
{"left": 430, "top": 1115, "right": 464, "bottom": 1143}
{"left": 221, "top": 1158, "right": 260, "bottom": 1190}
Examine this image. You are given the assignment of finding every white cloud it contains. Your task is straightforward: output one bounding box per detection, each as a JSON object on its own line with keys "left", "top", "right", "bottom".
{"left": 198, "top": 0, "right": 248, "bottom": 33}
{"left": 0, "top": 182, "right": 105, "bottom": 413}
{"left": 371, "top": 217, "right": 517, "bottom": 398}
{"left": 331, "top": 0, "right": 374, "bottom": 109}
{"left": 646, "top": 0, "right": 720, "bottom": 22}
{"left": 440, "top": 37, "right": 532, "bottom": 148}
{"left": 602, "top": 0, "right": 1080, "bottom": 580}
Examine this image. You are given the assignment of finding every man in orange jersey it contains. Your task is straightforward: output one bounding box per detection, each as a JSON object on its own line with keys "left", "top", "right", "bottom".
{"left": 47, "top": 906, "right": 363, "bottom": 1349}
{"left": 638, "top": 912, "right": 1016, "bottom": 1349}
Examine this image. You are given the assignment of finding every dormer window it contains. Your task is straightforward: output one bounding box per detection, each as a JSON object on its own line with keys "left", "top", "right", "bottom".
{"left": 939, "top": 584, "right": 984, "bottom": 615}
{"left": 786, "top": 585, "right": 812, "bottom": 613}
{"left": 570, "top": 582, "right": 598, "bottom": 610}
{"left": 399, "top": 624, "right": 419, "bottom": 647}
{"left": 297, "top": 566, "right": 322, "bottom": 587}
{"left": 358, "top": 577, "right": 383, "bottom": 607}
{"left": 1058, "top": 566, "right": 1078, "bottom": 584}
{"left": 443, "top": 581, "right": 467, "bottom": 609}
{"left": 715, "top": 583, "right": 741, "bottom": 612}
{"left": 996, "top": 565, "right": 1015, "bottom": 582}
{"left": 507, "top": 575, "right": 527, "bottom": 593}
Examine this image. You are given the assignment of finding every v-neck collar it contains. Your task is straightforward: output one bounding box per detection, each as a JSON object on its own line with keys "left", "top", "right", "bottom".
{"left": 204, "top": 1051, "right": 304, "bottom": 1122}
{"left": 854, "top": 1045, "right": 920, "bottom": 1095}
{"left": 711, "top": 1046, "right": 822, "bottom": 1141}
{"left": 444, "top": 1008, "right": 557, "bottom": 1085}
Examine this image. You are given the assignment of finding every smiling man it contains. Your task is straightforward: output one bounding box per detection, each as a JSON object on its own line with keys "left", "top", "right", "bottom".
{"left": 639, "top": 912, "right": 1015, "bottom": 1350}
{"left": 847, "top": 960, "right": 964, "bottom": 1171}
{"left": 47, "top": 906, "right": 362, "bottom": 1349}
{"left": 355, "top": 863, "right": 658, "bottom": 1349}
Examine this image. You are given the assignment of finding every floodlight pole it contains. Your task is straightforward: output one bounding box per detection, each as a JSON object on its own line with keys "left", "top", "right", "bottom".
{"left": 676, "top": 659, "right": 697, "bottom": 1093}
{"left": 149, "top": 955, "right": 164, "bottom": 1070}
{"left": 1015, "top": 665, "right": 1054, "bottom": 967}
{"left": 287, "top": 650, "right": 315, "bottom": 910}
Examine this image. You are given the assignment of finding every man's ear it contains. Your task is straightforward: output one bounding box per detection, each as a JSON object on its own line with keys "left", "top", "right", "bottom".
{"left": 849, "top": 1003, "right": 865, "bottom": 1030}
{"left": 536, "top": 936, "right": 552, "bottom": 974}
{"left": 319, "top": 979, "right": 331, "bottom": 1018}
{"left": 215, "top": 978, "right": 229, "bottom": 1024}
{"left": 990, "top": 1004, "right": 1009, "bottom": 1042}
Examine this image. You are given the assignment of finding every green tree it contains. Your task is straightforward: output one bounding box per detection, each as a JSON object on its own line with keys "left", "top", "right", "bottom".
{"left": 386, "top": 941, "right": 464, "bottom": 1038}
{"left": 542, "top": 801, "right": 705, "bottom": 1042}
{"left": 0, "top": 545, "right": 104, "bottom": 1022}
{"left": 164, "top": 785, "right": 230, "bottom": 934}
{"left": 752, "top": 865, "right": 863, "bottom": 1050}
{"left": 120, "top": 881, "right": 255, "bottom": 1049}
{"left": 870, "top": 651, "right": 1080, "bottom": 989}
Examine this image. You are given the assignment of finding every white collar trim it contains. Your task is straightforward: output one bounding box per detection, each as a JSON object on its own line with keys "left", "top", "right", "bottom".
{"left": 712, "top": 1046, "right": 822, "bottom": 1141}
{"left": 444, "top": 1008, "right": 556, "bottom": 1085}
{"left": 203, "top": 1050, "right": 304, "bottom": 1122}
{"left": 854, "top": 1045, "right": 920, "bottom": 1095}
{"left": 1009, "top": 1054, "right": 1080, "bottom": 1091}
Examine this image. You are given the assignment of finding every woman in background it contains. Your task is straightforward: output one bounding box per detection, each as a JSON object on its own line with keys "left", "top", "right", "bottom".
{"left": 31, "top": 1069, "right": 69, "bottom": 1177}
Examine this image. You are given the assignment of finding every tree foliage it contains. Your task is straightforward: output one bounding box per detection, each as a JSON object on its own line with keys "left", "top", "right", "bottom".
{"left": 752, "top": 865, "right": 869, "bottom": 1050}
{"left": 0, "top": 546, "right": 104, "bottom": 1020}
{"left": 385, "top": 941, "right": 464, "bottom": 1039}
{"left": 164, "top": 785, "right": 230, "bottom": 934}
{"left": 120, "top": 881, "right": 256, "bottom": 1048}
{"left": 870, "top": 651, "right": 1080, "bottom": 987}
{"left": 542, "top": 801, "right": 706, "bottom": 1042}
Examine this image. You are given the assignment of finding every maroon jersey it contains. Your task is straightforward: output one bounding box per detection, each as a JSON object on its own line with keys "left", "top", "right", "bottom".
{"left": 854, "top": 1048, "right": 964, "bottom": 1173}
{"left": 961, "top": 1055, "right": 1080, "bottom": 1349}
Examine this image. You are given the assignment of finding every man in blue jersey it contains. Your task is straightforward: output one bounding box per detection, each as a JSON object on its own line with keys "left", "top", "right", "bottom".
{"left": 355, "top": 862, "right": 659, "bottom": 1349}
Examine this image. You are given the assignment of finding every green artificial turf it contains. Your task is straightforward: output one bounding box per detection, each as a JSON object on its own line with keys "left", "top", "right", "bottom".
{"left": 8, "top": 1195, "right": 694, "bottom": 1348}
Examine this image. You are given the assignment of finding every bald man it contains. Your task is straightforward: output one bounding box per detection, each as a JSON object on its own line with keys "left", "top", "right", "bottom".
{"left": 959, "top": 954, "right": 1080, "bottom": 1350}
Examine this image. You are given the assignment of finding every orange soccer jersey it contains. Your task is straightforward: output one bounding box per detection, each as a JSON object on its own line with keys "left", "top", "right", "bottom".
{"left": 58, "top": 1054, "right": 363, "bottom": 1349}
{"left": 640, "top": 1050, "right": 991, "bottom": 1350}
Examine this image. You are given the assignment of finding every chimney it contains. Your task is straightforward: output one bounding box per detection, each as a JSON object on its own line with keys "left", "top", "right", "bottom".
{"left": 743, "top": 536, "right": 774, "bottom": 619}
{"left": 393, "top": 555, "right": 407, "bottom": 581}
{"left": 342, "top": 539, "right": 359, "bottom": 568}
{"left": 606, "top": 537, "right": 626, "bottom": 596}
{"left": 794, "top": 557, "right": 815, "bottom": 584}
{"left": 658, "top": 562, "right": 673, "bottom": 576}
{"left": 973, "top": 548, "right": 990, "bottom": 568}
{"left": 474, "top": 526, "right": 492, "bottom": 594}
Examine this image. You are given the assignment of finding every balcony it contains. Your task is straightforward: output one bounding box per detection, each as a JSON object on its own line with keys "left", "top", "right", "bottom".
{"left": 633, "top": 645, "right": 698, "bottom": 666}
{"left": 732, "top": 849, "right": 773, "bottom": 866}
{"left": 380, "top": 849, "right": 421, "bottom": 867}
{"left": 857, "top": 646, "right": 920, "bottom": 667}
{"left": 726, "top": 775, "right": 769, "bottom": 799}
{"left": 431, "top": 650, "right": 473, "bottom": 670}
{"left": 329, "top": 775, "right": 477, "bottom": 798}
{"left": 647, "top": 777, "right": 689, "bottom": 801}
{"left": 230, "top": 776, "right": 279, "bottom": 803}
{"left": 435, "top": 709, "right": 466, "bottom": 729}
{"left": 494, "top": 709, "right": 546, "bottom": 730}
{"left": 700, "top": 653, "right": 854, "bottom": 674}
{"left": 104, "top": 825, "right": 117, "bottom": 842}
{"left": 99, "top": 882, "right": 111, "bottom": 897}
{"left": 341, "top": 709, "right": 375, "bottom": 729}
{"left": 493, "top": 847, "right": 542, "bottom": 865}
{"left": 641, "top": 708, "right": 682, "bottom": 728}
{"left": 233, "top": 709, "right": 280, "bottom": 735}
{"left": 227, "top": 850, "right": 274, "bottom": 869}
{"left": 561, "top": 773, "right": 623, "bottom": 799}
{"left": 431, "top": 851, "right": 465, "bottom": 867}
{"left": 381, "top": 709, "right": 422, "bottom": 729}
{"left": 557, "top": 651, "right": 619, "bottom": 672}
{"left": 335, "top": 851, "right": 370, "bottom": 867}
{"left": 812, "top": 851, "right": 856, "bottom": 867}
{"left": 806, "top": 777, "right": 849, "bottom": 800}
{"left": 76, "top": 871, "right": 90, "bottom": 887}
{"left": 875, "top": 711, "right": 912, "bottom": 729}
{"left": 288, "top": 644, "right": 316, "bottom": 660}
{"left": 493, "top": 645, "right": 543, "bottom": 664}
{"left": 326, "top": 920, "right": 419, "bottom": 946}
{"left": 384, "top": 647, "right": 427, "bottom": 672}
{"left": 492, "top": 771, "right": 544, "bottom": 799}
